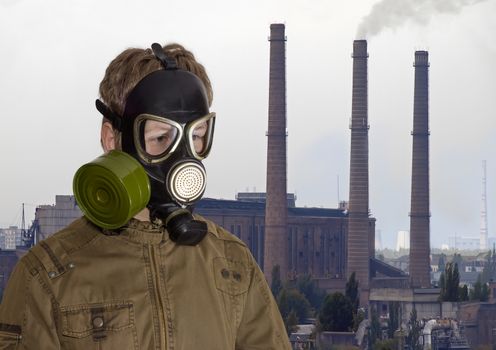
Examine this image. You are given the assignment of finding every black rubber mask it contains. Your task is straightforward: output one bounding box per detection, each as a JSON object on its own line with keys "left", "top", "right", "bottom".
{"left": 97, "top": 44, "right": 215, "bottom": 245}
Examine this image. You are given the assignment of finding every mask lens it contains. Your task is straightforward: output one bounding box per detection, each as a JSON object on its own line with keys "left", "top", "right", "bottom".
{"left": 189, "top": 114, "right": 215, "bottom": 158}
{"left": 137, "top": 117, "right": 180, "bottom": 157}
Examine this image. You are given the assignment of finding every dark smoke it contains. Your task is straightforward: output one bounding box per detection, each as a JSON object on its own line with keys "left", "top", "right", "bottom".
{"left": 357, "top": 0, "right": 488, "bottom": 39}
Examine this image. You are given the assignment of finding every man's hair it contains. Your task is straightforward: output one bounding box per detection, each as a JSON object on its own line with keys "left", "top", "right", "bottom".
{"left": 98, "top": 43, "right": 213, "bottom": 149}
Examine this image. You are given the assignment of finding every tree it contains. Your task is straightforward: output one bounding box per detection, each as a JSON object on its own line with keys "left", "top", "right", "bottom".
{"left": 277, "top": 288, "right": 312, "bottom": 325}
{"left": 271, "top": 264, "right": 282, "bottom": 298}
{"left": 285, "top": 310, "right": 298, "bottom": 335}
{"left": 319, "top": 292, "right": 354, "bottom": 332}
{"left": 459, "top": 284, "right": 469, "bottom": 302}
{"left": 439, "top": 271, "right": 445, "bottom": 295}
{"left": 470, "top": 275, "right": 483, "bottom": 301}
{"left": 346, "top": 272, "right": 361, "bottom": 332}
{"left": 481, "top": 248, "right": 496, "bottom": 284}
{"left": 353, "top": 308, "right": 365, "bottom": 332}
{"left": 438, "top": 253, "right": 446, "bottom": 272}
{"left": 481, "top": 282, "right": 490, "bottom": 302}
{"left": 296, "top": 274, "right": 326, "bottom": 311}
{"left": 452, "top": 263, "right": 460, "bottom": 299}
{"left": 387, "top": 302, "right": 400, "bottom": 338}
{"left": 452, "top": 253, "right": 463, "bottom": 267}
{"left": 406, "top": 308, "right": 421, "bottom": 350}
{"left": 440, "top": 262, "right": 460, "bottom": 301}
{"left": 346, "top": 272, "right": 360, "bottom": 313}
{"left": 368, "top": 306, "right": 381, "bottom": 349}
{"left": 469, "top": 274, "right": 490, "bottom": 302}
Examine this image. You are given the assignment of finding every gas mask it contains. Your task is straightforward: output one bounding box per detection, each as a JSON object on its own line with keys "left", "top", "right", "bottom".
{"left": 74, "top": 43, "right": 215, "bottom": 245}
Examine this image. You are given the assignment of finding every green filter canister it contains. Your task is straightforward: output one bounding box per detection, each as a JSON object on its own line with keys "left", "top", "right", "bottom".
{"left": 73, "top": 150, "right": 151, "bottom": 229}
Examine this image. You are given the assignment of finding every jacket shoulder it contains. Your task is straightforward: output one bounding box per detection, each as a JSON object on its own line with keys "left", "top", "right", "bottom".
{"left": 23, "top": 217, "right": 101, "bottom": 279}
{"left": 49, "top": 217, "right": 101, "bottom": 248}
{"left": 195, "top": 214, "right": 247, "bottom": 246}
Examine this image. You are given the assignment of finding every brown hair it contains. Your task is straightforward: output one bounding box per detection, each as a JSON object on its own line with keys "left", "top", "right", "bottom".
{"left": 98, "top": 43, "right": 213, "bottom": 149}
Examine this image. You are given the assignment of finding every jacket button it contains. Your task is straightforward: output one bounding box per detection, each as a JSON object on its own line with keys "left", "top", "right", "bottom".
{"left": 221, "top": 268, "right": 230, "bottom": 279}
{"left": 92, "top": 317, "right": 104, "bottom": 328}
{"left": 48, "top": 271, "right": 57, "bottom": 278}
{"left": 233, "top": 272, "right": 242, "bottom": 282}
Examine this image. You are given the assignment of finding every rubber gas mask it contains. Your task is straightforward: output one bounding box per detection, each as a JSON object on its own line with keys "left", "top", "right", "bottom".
{"left": 74, "top": 44, "right": 215, "bottom": 245}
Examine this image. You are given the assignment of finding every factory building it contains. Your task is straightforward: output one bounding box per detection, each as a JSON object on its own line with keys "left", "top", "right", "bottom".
{"left": 196, "top": 193, "right": 359, "bottom": 290}
{"left": 34, "top": 195, "right": 81, "bottom": 241}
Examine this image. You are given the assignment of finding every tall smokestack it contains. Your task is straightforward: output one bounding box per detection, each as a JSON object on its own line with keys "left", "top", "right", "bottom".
{"left": 409, "top": 50, "right": 431, "bottom": 288}
{"left": 347, "top": 40, "right": 370, "bottom": 303}
{"left": 264, "top": 23, "right": 288, "bottom": 281}
{"left": 481, "top": 160, "right": 488, "bottom": 251}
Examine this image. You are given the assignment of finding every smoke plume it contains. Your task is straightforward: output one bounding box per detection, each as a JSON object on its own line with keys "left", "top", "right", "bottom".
{"left": 357, "top": 0, "right": 487, "bottom": 39}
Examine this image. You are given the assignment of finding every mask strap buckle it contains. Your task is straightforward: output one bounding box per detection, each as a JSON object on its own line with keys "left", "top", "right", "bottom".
{"left": 151, "top": 43, "right": 177, "bottom": 70}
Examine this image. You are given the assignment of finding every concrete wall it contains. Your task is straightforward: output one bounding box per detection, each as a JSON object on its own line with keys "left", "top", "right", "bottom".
{"left": 458, "top": 302, "right": 496, "bottom": 348}
{"left": 36, "top": 195, "right": 82, "bottom": 241}
{"left": 318, "top": 332, "right": 356, "bottom": 349}
{"left": 370, "top": 287, "right": 445, "bottom": 323}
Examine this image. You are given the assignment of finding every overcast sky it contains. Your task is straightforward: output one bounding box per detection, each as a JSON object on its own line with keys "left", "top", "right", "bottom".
{"left": 0, "top": 0, "right": 495, "bottom": 249}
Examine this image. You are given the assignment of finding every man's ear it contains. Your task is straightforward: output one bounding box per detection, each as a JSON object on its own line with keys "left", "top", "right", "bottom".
{"left": 101, "top": 121, "right": 116, "bottom": 152}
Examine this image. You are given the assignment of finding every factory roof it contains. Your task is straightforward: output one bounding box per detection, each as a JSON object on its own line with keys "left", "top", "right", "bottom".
{"left": 196, "top": 198, "right": 347, "bottom": 218}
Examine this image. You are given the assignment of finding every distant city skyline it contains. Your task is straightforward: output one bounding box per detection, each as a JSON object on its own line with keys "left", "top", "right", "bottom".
{"left": 1, "top": 0, "right": 495, "bottom": 249}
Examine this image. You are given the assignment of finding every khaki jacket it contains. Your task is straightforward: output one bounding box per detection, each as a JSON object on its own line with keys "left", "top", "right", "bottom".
{"left": 0, "top": 216, "right": 291, "bottom": 350}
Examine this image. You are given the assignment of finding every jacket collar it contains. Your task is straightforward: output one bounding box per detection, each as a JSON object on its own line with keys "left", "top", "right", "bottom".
{"left": 119, "top": 219, "right": 167, "bottom": 244}
{"left": 116, "top": 216, "right": 219, "bottom": 244}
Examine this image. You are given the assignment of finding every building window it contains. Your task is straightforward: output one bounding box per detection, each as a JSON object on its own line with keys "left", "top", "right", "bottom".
{"left": 303, "top": 230, "right": 309, "bottom": 272}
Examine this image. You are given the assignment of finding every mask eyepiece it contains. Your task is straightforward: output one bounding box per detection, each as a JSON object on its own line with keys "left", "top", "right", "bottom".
{"left": 133, "top": 113, "right": 215, "bottom": 164}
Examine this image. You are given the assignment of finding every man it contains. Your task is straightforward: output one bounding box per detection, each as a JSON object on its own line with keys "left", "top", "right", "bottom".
{"left": 0, "top": 42, "right": 291, "bottom": 349}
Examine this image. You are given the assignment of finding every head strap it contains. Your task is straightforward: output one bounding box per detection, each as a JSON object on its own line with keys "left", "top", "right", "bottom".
{"left": 95, "top": 99, "right": 122, "bottom": 131}
{"left": 151, "top": 43, "right": 177, "bottom": 70}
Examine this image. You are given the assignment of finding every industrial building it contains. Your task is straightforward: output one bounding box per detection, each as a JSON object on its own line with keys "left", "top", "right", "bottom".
{"left": 0, "top": 226, "right": 22, "bottom": 250}
{"left": 0, "top": 251, "right": 19, "bottom": 301}
{"left": 196, "top": 193, "right": 353, "bottom": 290}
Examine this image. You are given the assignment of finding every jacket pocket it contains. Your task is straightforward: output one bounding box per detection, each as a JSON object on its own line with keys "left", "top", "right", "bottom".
{"left": 60, "top": 301, "right": 138, "bottom": 350}
{"left": 213, "top": 257, "right": 251, "bottom": 330}
{"left": 213, "top": 257, "right": 250, "bottom": 297}
{"left": 0, "top": 331, "right": 21, "bottom": 350}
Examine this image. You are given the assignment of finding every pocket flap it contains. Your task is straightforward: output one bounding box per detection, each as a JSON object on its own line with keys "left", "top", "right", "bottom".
{"left": 60, "top": 301, "right": 133, "bottom": 338}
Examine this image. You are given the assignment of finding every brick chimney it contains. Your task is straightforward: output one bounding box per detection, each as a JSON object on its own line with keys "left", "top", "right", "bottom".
{"left": 264, "top": 23, "right": 288, "bottom": 281}
{"left": 347, "top": 40, "right": 370, "bottom": 304}
{"left": 409, "top": 50, "right": 431, "bottom": 288}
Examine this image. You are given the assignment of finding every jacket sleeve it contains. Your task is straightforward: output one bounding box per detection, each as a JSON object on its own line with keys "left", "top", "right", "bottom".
{"left": 0, "top": 256, "right": 61, "bottom": 349}
{"left": 235, "top": 255, "right": 291, "bottom": 350}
